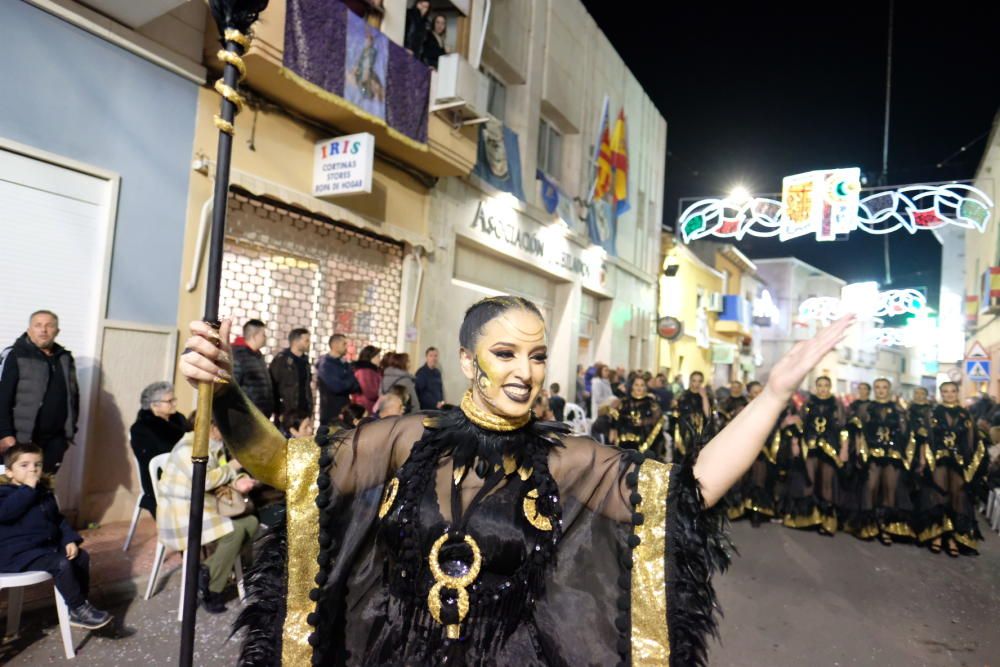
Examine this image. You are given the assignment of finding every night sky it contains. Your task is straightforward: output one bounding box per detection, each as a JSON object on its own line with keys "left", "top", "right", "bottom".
{"left": 581, "top": 0, "right": 1000, "bottom": 308}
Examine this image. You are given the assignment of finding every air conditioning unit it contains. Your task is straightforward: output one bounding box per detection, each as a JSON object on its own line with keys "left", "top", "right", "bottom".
{"left": 431, "top": 54, "right": 490, "bottom": 125}
{"left": 706, "top": 292, "right": 724, "bottom": 312}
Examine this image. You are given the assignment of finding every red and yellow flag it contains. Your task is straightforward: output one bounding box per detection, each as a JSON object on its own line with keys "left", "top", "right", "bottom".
{"left": 610, "top": 108, "right": 629, "bottom": 215}
{"left": 593, "top": 113, "right": 613, "bottom": 202}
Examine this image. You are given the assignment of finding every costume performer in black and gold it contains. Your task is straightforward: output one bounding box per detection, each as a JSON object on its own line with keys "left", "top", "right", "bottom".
{"left": 848, "top": 382, "right": 872, "bottom": 419}
{"left": 670, "top": 371, "right": 714, "bottom": 463}
{"left": 907, "top": 387, "right": 933, "bottom": 436}
{"left": 179, "top": 296, "right": 854, "bottom": 666}
{"left": 735, "top": 391, "right": 801, "bottom": 527}
{"left": 782, "top": 376, "right": 846, "bottom": 534}
{"left": 915, "top": 382, "right": 987, "bottom": 556}
{"left": 718, "top": 381, "right": 749, "bottom": 424}
{"left": 722, "top": 381, "right": 757, "bottom": 521}
{"left": 851, "top": 378, "right": 915, "bottom": 544}
{"left": 612, "top": 376, "right": 666, "bottom": 459}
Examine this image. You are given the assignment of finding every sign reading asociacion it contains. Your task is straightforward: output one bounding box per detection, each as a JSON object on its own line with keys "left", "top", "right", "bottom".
{"left": 313, "top": 132, "right": 375, "bottom": 197}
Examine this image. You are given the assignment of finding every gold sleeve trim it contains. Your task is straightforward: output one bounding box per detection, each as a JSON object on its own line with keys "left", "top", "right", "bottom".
{"left": 282, "top": 437, "right": 321, "bottom": 666}
{"left": 640, "top": 418, "right": 665, "bottom": 453}
{"left": 965, "top": 440, "right": 985, "bottom": 483}
{"left": 631, "top": 459, "right": 671, "bottom": 666}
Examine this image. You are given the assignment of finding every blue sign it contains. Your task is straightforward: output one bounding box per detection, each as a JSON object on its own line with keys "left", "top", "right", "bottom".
{"left": 965, "top": 359, "right": 991, "bottom": 381}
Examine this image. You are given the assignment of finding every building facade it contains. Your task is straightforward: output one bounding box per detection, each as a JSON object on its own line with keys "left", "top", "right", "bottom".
{"left": 658, "top": 237, "right": 767, "bottom": 388}
{"left": 963, "top": 109, "right": 1000, "bottom": 398}
{"left": 0, "top": 0, "right": 205, "bottom": 523}
{"left": 417, "top": 0, "right": 666, "bottom": 402}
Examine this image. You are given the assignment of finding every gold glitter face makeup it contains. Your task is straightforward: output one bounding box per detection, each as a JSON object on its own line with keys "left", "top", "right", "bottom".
{"left": 462, "top": 309, "right": 547, "bottom": 418}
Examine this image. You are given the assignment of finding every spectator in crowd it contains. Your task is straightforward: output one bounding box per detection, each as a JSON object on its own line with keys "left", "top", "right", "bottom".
{"left": 129, "top": 382, "right": 190, "bottom": 518}
{"left": 157, "top": 416, "right": 258, "bottom": 614}
{"left": 338, "top": 403, "right": 367, "bottom": 430}
{"left": 316, "top": 334, "right": 360, "bottom": 426}
{"left": 279, "top": 408, "right": 314, "bottom": 439}
{"left": 649, "top": 374, "right": 674, "bottom": 413}
{"left": 610, "top": 370, "right": 628, "bottom": 399}
{"left": 232, "top": 319, "right": 274, "bottom": 418}
{"left": 0, "top": 443, "right": 112, "bottom": 629}
{"left": 548, "top": 383, "right": 566, "bottom": 422}
{"left": 590, "top": 397, "right": 620, "bottom": 444}
{"left": 381, "top": 352, "right": 419, "bottom": 414}
{"left": 415, "top": 346, "right": 445, "bottom": 410}
{"left": 590, "top": 364, "right": 614, "bottom": 417}
{"left": 532, "top": 394, "right": 553, "bottom": 421}
{"left": 376, "top": 386, "right": 407, "bottom": 418}
{"left": 0, "top": 311, "right": 79, "bottom": 474}
{"left": 670, "top": 374, "right": 685, "bottom": 396}
{"left": 352, "top": 345, "right": 382, "bottom": 414}
{"left": 404, "top": 0, "right": 430, "bottom": 58}
{"left": 269, "top": 328, "right": 313, "bottom": 419}
{"left": 585, "top": 363, "right": 598, "bottom": 395}
{"left": 422, "top": 13, "right": 449, "bottom": 69}
{"left": 575, "top": 365, "right": 589, "bottom": 414}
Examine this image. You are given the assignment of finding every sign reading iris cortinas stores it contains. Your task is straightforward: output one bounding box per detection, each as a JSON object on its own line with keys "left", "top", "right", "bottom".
{"left": 313, "top": 133, "right": 375, "bottom": 197}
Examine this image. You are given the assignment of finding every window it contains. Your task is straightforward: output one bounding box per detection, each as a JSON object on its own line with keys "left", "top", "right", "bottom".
{"left": 484, "top": 70, "right": 506, "bottom": 122}
{"left": 537, "top": 118, "right": 562, "bottom": 181}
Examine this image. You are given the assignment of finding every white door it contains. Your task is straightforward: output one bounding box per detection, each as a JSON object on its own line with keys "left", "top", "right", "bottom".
{"left": 0, "top": 146, "right": 113, "bottom": 506}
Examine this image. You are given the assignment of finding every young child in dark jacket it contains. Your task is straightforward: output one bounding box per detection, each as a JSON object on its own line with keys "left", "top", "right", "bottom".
{"left": 0, "top": 443, "right": 112, "bottom": 630}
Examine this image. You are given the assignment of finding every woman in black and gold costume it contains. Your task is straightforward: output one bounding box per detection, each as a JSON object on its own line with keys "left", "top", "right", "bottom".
{"left": 180, "top": 296, "right": 853, "bottom": 666}
{"left": 733, "top": 381, "right": 802, "bottom": 527}
{"left": 611, "top": 376, "right": 666, "bottom": 459}
{"left": 782, "top": 376, "right": 847, "bottom": 535}
{"left": 670, "top": 371, "right": 714, "bottom": 463}
{"left": 851, "top": 378, "right": 915, "bottom": 545}
{"left": 907, "top": 386, "right": 933, "bottom": 435}
{"left": 915, "top": 382, "right": 987, "bottom": 556}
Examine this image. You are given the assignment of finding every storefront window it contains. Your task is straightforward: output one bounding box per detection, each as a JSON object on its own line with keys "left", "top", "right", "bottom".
{"left": 220, "top": 193, "right": 404, "bottom": 365}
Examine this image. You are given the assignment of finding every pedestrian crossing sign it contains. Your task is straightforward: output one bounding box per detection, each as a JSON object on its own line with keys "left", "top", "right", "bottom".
{"left": 965, "top": 359, "right": 991, "bottom": 381}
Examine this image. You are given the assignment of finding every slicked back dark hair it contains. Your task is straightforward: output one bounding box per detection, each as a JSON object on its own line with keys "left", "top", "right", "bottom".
{"left": 459, "top": 296, "right": 544, "bottom": 350}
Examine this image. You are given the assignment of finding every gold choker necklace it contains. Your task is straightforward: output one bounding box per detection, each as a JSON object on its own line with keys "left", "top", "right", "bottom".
{"left": 460, "top": 390, "right": 531, "bottom": 431}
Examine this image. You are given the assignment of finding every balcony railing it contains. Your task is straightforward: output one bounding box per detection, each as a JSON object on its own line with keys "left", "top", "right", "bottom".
{"left": 209, "top": 0, "right": 478, "bottom": 177}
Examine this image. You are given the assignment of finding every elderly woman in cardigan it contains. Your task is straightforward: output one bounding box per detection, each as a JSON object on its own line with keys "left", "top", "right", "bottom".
{"left": 156, "top": 414, "right": 257, "bottom": 614}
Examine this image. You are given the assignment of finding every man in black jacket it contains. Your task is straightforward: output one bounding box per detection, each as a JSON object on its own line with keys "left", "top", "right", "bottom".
{"left": 415, "top": 347, "right": 444, "bottom": 410}
{"left": 269, "top": 328, "right": 313, "bottom": 419}
{"left": 0, "top": 311, "right": 79, "bottom": 474}
{"left": 316, "top": 334, "right": 359, "bottom": 425}
{"left": 232, "top": 319, "right": 275, "bottom": 418}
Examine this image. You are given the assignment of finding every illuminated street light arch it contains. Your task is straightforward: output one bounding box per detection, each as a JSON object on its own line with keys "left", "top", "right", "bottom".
{"left": 680, "top": 168, "right": 994, "bottom": 243}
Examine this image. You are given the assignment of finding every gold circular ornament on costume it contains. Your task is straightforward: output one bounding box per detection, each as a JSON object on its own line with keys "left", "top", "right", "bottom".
{"left": 461, "top": 390, "right": 531, "bottom": 432}
{"left": 428, "top": 533, "right": 482, "bottom": 588}
{"left": 427, "top": 582, "right": 470, "bottom": 639}
{"left": 378, "top": 477, "right": 399, "bottom": 518}
{"left": 426, "top": 532, "right": 483, "bottom": 639}
{"left": 523, "top": 488, "right": 553, "bottom": 532}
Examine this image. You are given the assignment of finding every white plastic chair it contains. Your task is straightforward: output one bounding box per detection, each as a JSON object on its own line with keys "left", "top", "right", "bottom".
{"left": 144, "top": 453, "right": 246, "bottom": 621}
{"left": 563, "top": 403, "right": 589, "bottom": 436}
{"left": 123, "top": 440, "right": 145, "bottom": 552}
{"left": 988, "top": 488, "right": 1000, "bottom": 534}
{"left": 1, "top": 570, "right": 76, "bottom": 659}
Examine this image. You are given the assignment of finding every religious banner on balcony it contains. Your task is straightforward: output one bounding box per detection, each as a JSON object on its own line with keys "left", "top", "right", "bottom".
{"left": 345, "top": 12, "right": 388, "bottom": 120}
{"left": 284, "top": 0, "right": 430, "bottom": 147}
{"left": 474, "top": 118, "right": 525, "bottom": 201}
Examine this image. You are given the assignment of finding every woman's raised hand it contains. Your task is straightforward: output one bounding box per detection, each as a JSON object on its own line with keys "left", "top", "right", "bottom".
{"left": 764, "top": 315, "right": 854, "bottom": 402}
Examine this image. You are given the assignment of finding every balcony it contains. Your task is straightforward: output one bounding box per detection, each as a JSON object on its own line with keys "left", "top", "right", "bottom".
{"left": 208, "top": 0, "right": 479, "bottom": 177}
{"left": 715, "top": 295, "right": 752, "bottom": 336}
